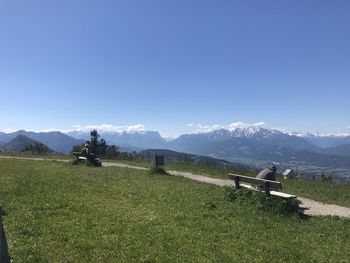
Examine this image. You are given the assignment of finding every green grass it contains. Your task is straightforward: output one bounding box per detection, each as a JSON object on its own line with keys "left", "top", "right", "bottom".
{"left": 282, "top": 178, "right": 350, "bottom": 207}
{"left": 101, "top": 158, "right": 151, "bottom": 168}
{"left": 0, "top": 152, "right": 70, "bottom": 160}
{"left": 0, "top": 159, "right": 350, "bottom": 262}
{"left": 164, "top": 162, "right": 256, "bottom": 178}
{"left": 2, "top": 153, "right": 350, "bottom": 207}
{"left": 149, "top": 166, "right": 168, "bottom": 175}
{"left": 164, "top": 162, "right": 350, "bottom": 208}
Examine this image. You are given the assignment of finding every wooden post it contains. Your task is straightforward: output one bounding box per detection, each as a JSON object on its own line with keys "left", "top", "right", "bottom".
{"left": 0, "top": 206, "right": 10, "bottom": 263}
{"left": 153, "top": 153, "right": 164, "bottom": 167}
{"left": 153, "top": 153, "right": 157, "bottom": 167}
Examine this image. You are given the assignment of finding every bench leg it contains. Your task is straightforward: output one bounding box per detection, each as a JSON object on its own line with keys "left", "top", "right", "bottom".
{"left": 264, "top": 182, "right": 270, "bottom": 197}
{"left": 234, "top": 177, "right": 240, "bottom": 189}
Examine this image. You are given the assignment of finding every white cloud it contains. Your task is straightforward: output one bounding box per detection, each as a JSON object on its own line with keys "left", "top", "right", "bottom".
{"left": 347, "top": 125, "right": 350, "bottom": 129}
{"left": 70, "top": 124, "right": 145, "bottom": 133}
{"left": 188, "top": 121, "right": 265, "bottom": 133}
{"left": 1, "top": 124, "right": 146, "bottom": 134}
{"left": 36, "top": 128, "right": 61, "bottom": 132}
{"left": 3, "top": 128, "right": 17, "bottom": 133}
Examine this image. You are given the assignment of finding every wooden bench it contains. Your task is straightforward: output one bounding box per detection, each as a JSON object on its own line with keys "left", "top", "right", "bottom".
{"left": 72, "top": 151, "right": 101, "bottom": 167}
{"left": 73, "top": 152, "right": 88, "bottom": 160}
{"left": 73, "top": 152, "right": 100, "bottom": 161}
{"left": 229, "top": 174, "right": 296, "bottom": 199}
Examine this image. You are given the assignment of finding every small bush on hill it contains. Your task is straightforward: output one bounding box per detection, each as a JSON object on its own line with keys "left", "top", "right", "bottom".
{"left": 70, "top": 159, "right": 83, "bottom": 165}
{"left": 70, "top": 157, "right": 101, "bottom": 167}
{"left": 149, "top": 166, "right": 168, "bottom": 175}
{"left": 104, "top": 145, "right": 120, "bottom": 159}
{"left": 226, "top": 187, "right": 304, "bottom": 216}
{"left": 86, "top": 158, "right": 102, "bottom": 167}
{"left": 320, "top": 173, "right": 332, "bottom": 182}
{"left": 22, "top": 142, "right": 53, "bottom": 155}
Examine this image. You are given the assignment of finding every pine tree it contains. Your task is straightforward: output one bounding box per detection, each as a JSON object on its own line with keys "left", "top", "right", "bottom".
{"left": 87, "top": 129, "right": 107, "bottom": 157}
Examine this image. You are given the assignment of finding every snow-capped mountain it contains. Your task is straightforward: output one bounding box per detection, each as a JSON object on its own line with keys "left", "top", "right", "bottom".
{"left": 180, "top": 127, "right": 318, "bottom": 151}
{"left": 292, "top": 131, "right": 350, "bottom": 138}
{"left": 202, "top": 127, "right": 280, "bottom": 140}
{"left": 291, "top": 131, "right": 350, "bottom": 148}
{"left": 67, "top": 130, "right": 166, "bottom": 149}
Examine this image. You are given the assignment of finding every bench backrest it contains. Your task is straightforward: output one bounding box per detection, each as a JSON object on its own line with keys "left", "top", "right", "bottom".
{"left": 229, "top": 174, "right": 282, "bottom": 191}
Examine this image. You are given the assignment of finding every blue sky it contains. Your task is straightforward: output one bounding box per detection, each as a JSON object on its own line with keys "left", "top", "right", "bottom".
{"left": 0, "top": 0, "right": 349, "bottom": 137}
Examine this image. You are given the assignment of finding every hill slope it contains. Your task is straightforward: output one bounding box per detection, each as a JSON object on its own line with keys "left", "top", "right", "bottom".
{"left": 140, "top": 149, "right": 236, "bottom": 166}
{"left": 0, "top": 159, "right": 349, "bottom": 262}
{"left": 0, "top": 130, "right": 84, "bottom": 153}
{"left": 324, "top": 144, "right": 350, "bottom": 157}
{"left": 0, "top": 135, "right": 54, "bottom": 153}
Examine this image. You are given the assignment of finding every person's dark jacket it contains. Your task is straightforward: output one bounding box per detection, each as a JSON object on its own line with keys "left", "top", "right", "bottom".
{"left": 256, "top": 164, "right": 277, "bottom": 181}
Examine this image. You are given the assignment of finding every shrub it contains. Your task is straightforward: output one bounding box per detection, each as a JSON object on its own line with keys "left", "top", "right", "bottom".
{"left": 226, "top": 187, "right": 304, "bottom": 216}
{"left": 86, "top": 157, "right": 102, "bottom": 167}
{"left": 149, "top": 166, "right": 168, "bottom": 175}
{"left": 70, "top": 157, "right": 101, "bottom": 167}
{"left": 70, "top": 159, "right": 83, "bottom": 165}
{"left": 320, "top": 173, "right": 332, "bottom": 182}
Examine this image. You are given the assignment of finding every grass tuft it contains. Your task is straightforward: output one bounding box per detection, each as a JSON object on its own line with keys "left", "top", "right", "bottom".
{"left": 70, "top": 159, "right": 85, "bottom": 165}
{"left": 226, "top": 187, "right": 304, "bottom": 216}
{"left": 70, "top": 158, "right": 101, "bottom": 167}
{"left": 149, "top": 166, "right": 168, "bottom": 175}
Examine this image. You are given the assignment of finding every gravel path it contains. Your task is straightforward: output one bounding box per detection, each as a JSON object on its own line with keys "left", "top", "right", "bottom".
{"left": 1, "top": 156, "right": 350, "bottom": 218}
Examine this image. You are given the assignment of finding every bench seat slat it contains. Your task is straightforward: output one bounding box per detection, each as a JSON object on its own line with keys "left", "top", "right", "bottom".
{"left": 270, "top": 191, "right": 297, "bottom": 199}
{"left": 239, "top": 183, "right": 296, "bottom": 198}
{"left": 229, "top": 174, "right": 296, "bottom": 199}
{"left": 229, "top": 173, "right": 282, "bottom": 191}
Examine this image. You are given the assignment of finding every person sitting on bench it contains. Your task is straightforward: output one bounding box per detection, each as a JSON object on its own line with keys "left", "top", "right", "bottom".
{"left": 256, "top": 164, "right": 277, "bottom": 181}
{"left": 81, "top": 144, "right": 90, "bottom": 157}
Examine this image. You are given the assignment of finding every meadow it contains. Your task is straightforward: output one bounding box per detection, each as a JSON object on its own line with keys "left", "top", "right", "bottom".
{"left": 163, "top": 162, "right": 350, "bottom": 207}
{"left": 0, "top": 158, "right": 349, "bottom": 262}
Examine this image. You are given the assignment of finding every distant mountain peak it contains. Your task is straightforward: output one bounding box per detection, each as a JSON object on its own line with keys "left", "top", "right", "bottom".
{"left": 204, "top": 126, "right": 282, "bottom": 140}
{"left": 291, "top": 131, "right": 350, "bottom": 138}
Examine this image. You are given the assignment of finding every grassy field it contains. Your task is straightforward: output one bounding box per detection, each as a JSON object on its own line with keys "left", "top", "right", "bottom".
{"left": 0, "top": 152, "right": 70, "bottom": 160}
{"left": 92, "top": 159, "right": 350, "bottom": 207}
{"left": 0, "top": 159, "right": 350, "bottom": 262}
{"left": 164, "top": 162, "right": 350, "bottom": 208}
{"left": 2, "top": 153, "right": 350, "bottom": 207}
{"left": 165, "top": 162, "right": 256, "bottom": 178}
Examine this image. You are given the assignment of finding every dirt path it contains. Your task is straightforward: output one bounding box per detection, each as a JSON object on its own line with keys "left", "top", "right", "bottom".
{"left": 1, "top": 156, "right": 350, "bottom": 218}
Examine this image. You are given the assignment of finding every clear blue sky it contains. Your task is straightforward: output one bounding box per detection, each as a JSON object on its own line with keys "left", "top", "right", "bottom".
{"left": 0, "top": 0, "right": 349, "bottom": 137}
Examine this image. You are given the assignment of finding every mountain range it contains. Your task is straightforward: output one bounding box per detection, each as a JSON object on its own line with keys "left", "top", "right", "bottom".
{"left": 291, "top": 131, "right": 350, "bottom": 148}
{"left": 67, "top": 130, "right": 165, "bottom": 150}
{"left": 1, "top": 127, "right": 350, "bottom": 180}
{"left": 0, "top": 130, "right": 84, "bottom": 154}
